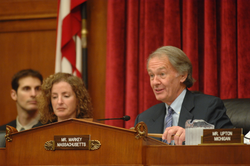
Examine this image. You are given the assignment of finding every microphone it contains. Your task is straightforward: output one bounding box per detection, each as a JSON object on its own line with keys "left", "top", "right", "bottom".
{"left": 97, "top": 115, "right": 130, "bottom": 121}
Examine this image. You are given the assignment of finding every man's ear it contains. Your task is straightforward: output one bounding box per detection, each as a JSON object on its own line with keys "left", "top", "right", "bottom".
{"left": 10, "top": 89, "right": 17, "bottom": 101}
{"left": 180, "top": 72, "right": 188, "bottom": 83}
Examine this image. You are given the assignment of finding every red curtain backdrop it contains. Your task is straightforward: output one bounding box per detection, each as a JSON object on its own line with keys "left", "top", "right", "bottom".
{"left": 105, "top": 0, "right": 250, "bottom": 129}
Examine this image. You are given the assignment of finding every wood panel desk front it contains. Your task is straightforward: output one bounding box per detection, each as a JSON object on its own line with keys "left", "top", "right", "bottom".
{"left": 0, "top": 119, "right": 249, "bottom": 166}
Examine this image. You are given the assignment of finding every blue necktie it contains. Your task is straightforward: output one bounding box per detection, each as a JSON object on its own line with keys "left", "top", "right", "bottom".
{"left": 163, "top": 107, "right": 174, "bottom": 143}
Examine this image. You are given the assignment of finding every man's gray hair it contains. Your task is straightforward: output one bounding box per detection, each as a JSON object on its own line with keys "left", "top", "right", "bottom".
{"left": 147, "top": 46, "right": 195, "bottom": 88}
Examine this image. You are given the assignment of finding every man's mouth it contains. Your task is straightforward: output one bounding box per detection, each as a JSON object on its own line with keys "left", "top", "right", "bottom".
{"left": 154, "top": 88, "right": 164, "bottom": 94}
{"left": 28, "top": 100, "right": 37, "bottom": 104}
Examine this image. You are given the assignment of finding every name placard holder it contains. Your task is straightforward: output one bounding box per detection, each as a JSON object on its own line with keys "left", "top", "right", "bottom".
{"left": 44, "top": 135, "right": 101, "bottom": 151}
{"left": 54, "top": 135, "right": 90, "bottom": 150}
{"left": 200, "top": 128, "right": 244, "bottom": 145}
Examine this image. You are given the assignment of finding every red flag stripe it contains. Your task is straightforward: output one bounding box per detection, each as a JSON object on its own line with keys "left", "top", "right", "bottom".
{"left": 55, "top": 0, "right": 86, "bottom": 77}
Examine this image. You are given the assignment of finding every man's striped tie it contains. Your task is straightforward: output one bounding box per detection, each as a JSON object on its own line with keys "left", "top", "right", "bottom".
{"left": 163, "top": 106, "right": 174, "bottom": 143}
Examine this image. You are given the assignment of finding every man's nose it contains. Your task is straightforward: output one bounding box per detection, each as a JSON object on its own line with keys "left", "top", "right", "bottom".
{"left": 30, "top": 89, "right": 37, "bottom": 96}
{"left": 152, "top": 75, "right": 160, "bottom": 85}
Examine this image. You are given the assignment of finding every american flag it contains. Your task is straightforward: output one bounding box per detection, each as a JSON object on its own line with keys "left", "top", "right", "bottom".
{"left": 55, "top": 0, "right": 86, "bottom": 77}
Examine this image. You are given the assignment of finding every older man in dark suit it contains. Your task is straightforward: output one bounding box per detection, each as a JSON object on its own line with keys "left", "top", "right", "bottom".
{"left": 134, "top": 46, "right": 234, "bottom": 145}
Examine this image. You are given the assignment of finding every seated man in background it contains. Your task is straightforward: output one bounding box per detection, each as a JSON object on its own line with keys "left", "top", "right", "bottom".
{"left": 134, "top": 46, "right": 234, "bottom": 145}
{"left": 0, "top": 69, "right": 43, "bottom": 132}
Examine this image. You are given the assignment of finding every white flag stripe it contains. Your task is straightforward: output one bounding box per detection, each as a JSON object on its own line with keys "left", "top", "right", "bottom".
{"left": 61, "top": 57, "right": 72, "bottom": 74}
{"left": 61, "top": 0, "right": 70, "bottom": 18}
{"left": 76, "top": 35, "right": 82, "bottom": 74}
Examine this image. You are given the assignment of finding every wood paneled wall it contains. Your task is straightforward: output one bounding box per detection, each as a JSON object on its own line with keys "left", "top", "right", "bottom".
{"left": 0, "top": 0, "right": 107, "bottom": 126}
{"left": 0, "top": 0, "right": 58, "bottom": 126}
{"left": 87, "top": 0, "right": 107, "bottom": 121}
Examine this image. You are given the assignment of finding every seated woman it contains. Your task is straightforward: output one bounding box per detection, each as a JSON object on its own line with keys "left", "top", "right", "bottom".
{"left": 37, "top": 72, "right": 92, "bottom": 124}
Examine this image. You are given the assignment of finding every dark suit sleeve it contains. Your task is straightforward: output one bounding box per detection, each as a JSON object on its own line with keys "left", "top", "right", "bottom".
{"left": 204, "top": 97, "right": 234, "bottom": 129}
{"left": 0, "top": 120, "right": 16, "bottom": 131}
{"left": 134, "top": 115, "right": 139, "bottom": 127}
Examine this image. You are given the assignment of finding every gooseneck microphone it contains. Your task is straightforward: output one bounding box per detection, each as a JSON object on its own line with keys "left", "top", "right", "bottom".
{"left": 97, "top": 115, "right": 130, "bottom": 121}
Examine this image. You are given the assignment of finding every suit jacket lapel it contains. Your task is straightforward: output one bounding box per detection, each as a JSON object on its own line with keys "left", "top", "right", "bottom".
{"left": 178, "top": 90, "right": 195, "bottom": 128}
{"left": 149, "top": 103, "right": 166, "bottom": 134}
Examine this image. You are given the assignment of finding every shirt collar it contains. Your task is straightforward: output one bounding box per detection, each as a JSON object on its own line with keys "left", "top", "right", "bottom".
{"left": 16, "top": 114, "right": 40, "bottom": 132}
{"left": 165, "top": 88, "right": 187, "bottom": 115}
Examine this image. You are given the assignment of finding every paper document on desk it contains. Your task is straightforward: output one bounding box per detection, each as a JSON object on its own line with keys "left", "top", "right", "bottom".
{"left": 244, "top": 131, "right": 250, "bottom": 144}
{"left": 185, "top": 119, "right": 214, "bottom": 145}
